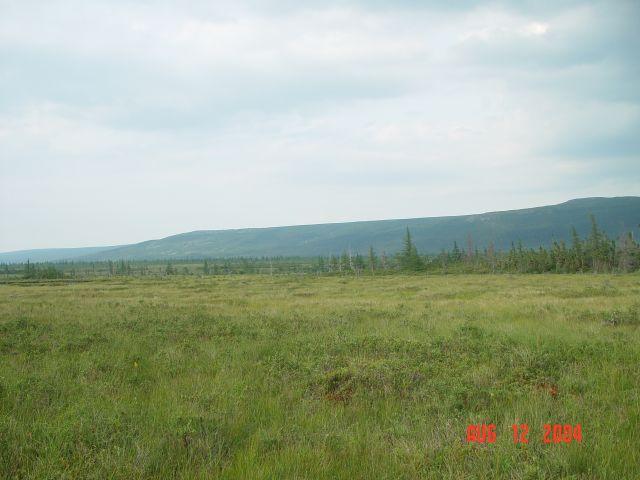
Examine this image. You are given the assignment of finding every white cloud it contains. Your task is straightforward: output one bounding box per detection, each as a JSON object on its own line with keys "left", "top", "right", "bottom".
{"left": 522, "top": 22, "right": 549, "bottom": 36}
{"left": 0, "top": 0, "right": 638, "bottom": 250}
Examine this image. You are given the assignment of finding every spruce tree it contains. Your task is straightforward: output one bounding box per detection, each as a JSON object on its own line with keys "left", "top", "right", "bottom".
{"left": 570, "top": 227, "right": 584, "bottom": 272}
{"left": 587, "top": 215, "right": 603, "bottom": 271}
{"left": 165, "top": 262, "right": 175, "bottom": 275}
{"left": 340, "top": 251, "right": 349, "bottom": 273}
{"left": 399, "top": 228, "right": 424, "bottom": 271}
{"left": 330, "top": 255, "right": 339, "bottom": 273}
{"left": 354, "top": 253, "right": 365, "bottom": 274}
{"left": 368, "top": 246, "right": 377, "bottom": 274}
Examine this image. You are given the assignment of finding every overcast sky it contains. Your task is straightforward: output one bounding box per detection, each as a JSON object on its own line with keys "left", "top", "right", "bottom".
{"left": 0, "top": 0, "right": 638, "bottom": 251}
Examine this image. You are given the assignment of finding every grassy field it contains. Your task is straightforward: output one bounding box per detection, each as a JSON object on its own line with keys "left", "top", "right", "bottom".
{"left": 1, "top": 274, "right": 639, "bottom": 479}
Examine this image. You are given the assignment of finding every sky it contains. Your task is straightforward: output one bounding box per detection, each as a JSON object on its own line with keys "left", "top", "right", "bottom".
{"left": 0, "top": 0, "right": 638, "bottom": 251}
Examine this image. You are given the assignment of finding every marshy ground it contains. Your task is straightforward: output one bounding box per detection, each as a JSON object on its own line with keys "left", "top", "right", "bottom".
{"left": 1, "top": 274, "right": 639, "bottom": 478}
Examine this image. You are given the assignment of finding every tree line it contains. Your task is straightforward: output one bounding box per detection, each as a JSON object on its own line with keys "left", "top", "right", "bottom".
{"left": 394, "top": 215, "right": 638, "bottom": 274}
{"left": 315, "top": 215, "right": 639, "bottom": 274}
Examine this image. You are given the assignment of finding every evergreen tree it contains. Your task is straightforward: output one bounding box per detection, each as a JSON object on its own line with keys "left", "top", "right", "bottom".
{"left": 452, "top": 241, "right": 462, "bottom": 262}
{"left": 439, "top": 248, "right": 448, "bottom": 273}
{"left": 354, "top": 253, "right": 366, "bottom": 274}
{"left": 617, "top": 232, "right": 638, "bottom": 272}
{"left": 516, "top": 240, "right": 525, "bottom": 273}
{"left": 330, "top": 255, "right": 339, "bottom": 273}
{"left": 368, "top": 246, "right": 377, "bottom": 274}
{"left": 466, "top": 234, "right": 474, "bottom": 262}
{"left": 380, "top": 251, "right": 388, "bottom": 271}
{"left": 507, "top": 242, "right": 517, "bottom": 271}
{"left": 340, "top": 251, "right": 350, "bottom": 273}
{"left": 587, "top": 214, "right": 608, "bottom": 271}
{"left": 570, "top": 226, "right": 584, "bottom": 272}
{"left": 551, "top": 240, "right": 568, "bottom": 273}
{"left": 487, "top": 242, "right": 496, "bottom": 273}
{"left": 399, "top": 228, "right": 424, "bottom": 271}
{"left": 240, "top": 258, "right": 250, "bottom": 274}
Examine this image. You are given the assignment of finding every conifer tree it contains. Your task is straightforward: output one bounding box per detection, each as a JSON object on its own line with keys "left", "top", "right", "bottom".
{"left": 330, "top": 255, "right": 339, "bottom": 273}
{"left": 487, "top": 242, "right": 496, "bottom": 273}
{"left": 466, "top": 234, "right": 474, "bottom": 262}
{"left": 340, "top": 251, "right": 349, "bottom": 273}
{"left": 587, "top": 214, "right": 603, "bottom": 271}
{"left": 570, "top": 226, "right": 584, "bottom": 272}
{"left": 617, "top": 232, "right": 638, "bottom": 272}
{"left": 165, "top": 262, "right": 175, "bottom": 275}
{"left": 354, "top": 253, "right": 365, "bottom": 275}
{"left": 368, "top": 246, "right": 377, "bottom": 274}
{"left": 451, "top": 241, "right": 462, "bottom": 262}
{"left": 399, "top": 228, "right": 424, "bottom": 271}
{"left": 381, "top": 251, "right": 388, "bottom": 271}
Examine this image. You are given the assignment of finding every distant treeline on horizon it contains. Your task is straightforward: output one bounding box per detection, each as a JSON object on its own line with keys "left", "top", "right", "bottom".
{"left": 3, "top": 215, "right": 639, "bottom": 280}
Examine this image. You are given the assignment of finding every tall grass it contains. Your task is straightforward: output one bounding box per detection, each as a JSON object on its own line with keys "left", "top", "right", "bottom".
{"left": 1, "top": 274, "right": 639, "bottom": 478}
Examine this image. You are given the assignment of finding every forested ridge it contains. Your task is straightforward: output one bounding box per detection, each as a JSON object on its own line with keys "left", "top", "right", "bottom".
{"left": 2, "top": 197, "right": 637, "bottom": 263}
{"left": 5, "top": 214, "right": 639, "bottom": 280}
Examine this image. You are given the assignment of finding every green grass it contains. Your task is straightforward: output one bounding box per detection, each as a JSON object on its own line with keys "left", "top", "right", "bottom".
{"left": 1, "top": 274, "right": 639, "bottom": 479}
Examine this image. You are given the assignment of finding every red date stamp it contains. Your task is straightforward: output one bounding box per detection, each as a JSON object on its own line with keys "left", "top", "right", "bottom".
{"left": 542, "top": 423, "right": 582, "bottom": 444}
{"left": 466, "top": 424, "right": 497, "bottom": 443}
{"left": 466, "top": 423, "right": 582, "bottom": 444}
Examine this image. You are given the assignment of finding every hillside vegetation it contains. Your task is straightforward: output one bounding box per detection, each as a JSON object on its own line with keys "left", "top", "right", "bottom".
{"left": 85, "top": 197, "right": 640, "bottom": 260}
{"left": 1, "top": 197, "right": 638, "bottom": 262}
{"left": 4, "top": 211, "right": 639, "bottom": 279}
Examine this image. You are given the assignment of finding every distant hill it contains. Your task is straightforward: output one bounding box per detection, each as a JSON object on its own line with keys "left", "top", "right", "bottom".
{"left": 0, "top": 246, "right": 115, "bottom": 264}
{"left": 2, "top": 197, "right": 638, "bottom": 263}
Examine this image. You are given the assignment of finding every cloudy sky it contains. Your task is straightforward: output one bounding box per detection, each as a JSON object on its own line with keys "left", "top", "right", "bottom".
{"left": 0, "top": 0, "right": 638, "bottom": 251}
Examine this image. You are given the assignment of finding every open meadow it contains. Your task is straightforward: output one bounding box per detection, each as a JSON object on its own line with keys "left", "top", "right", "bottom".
{"left": 1, "top": 274, "right": 639, "bottom": 479}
